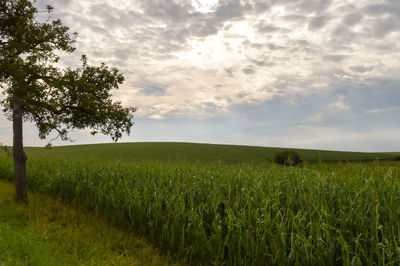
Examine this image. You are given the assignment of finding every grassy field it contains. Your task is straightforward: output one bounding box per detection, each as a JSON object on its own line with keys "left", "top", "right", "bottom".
{"left": 1, "top": 152, "right": 399, "bottom": 265}
{"left": 22, "top": 142, "right": 396, "bottom": 163}
{"left": 0, "top": 179, "right": 176, "bottom": 265}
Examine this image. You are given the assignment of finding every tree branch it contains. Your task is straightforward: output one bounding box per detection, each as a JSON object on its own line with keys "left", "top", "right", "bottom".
{"left": 46, "top": 127, "right": 74, "bottom": 147}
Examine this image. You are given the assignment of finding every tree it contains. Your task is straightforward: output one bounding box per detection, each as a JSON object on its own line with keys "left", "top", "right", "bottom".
{"left": 0, "top": 0, "right": 136, "bottom": 203}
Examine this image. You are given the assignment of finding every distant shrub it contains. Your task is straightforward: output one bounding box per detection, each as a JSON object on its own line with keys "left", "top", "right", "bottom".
{"left": 392, "top": 155, "right": 400, "bottom": 161}
{"left": 274, "top": 150, "right": 303, "bottom": 166}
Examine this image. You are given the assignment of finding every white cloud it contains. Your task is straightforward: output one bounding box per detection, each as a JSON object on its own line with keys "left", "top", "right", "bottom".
{"left": 328, "top": 95, "right": 350, "bottom": 111}
{"left": 365, "top": 106, "right": 400, "bottom": 115}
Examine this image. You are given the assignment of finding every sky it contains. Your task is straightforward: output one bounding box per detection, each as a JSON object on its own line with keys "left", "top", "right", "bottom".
{"left": 1, "top": 0, "right": 399, "bottom": 152}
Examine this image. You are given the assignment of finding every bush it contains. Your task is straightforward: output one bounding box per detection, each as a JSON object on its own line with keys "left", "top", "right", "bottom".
{"left": 274, "top": 150, "right": 303, "bottom": 166}
{"left": 392, "top": 155, "right": 400, "bottom": 161}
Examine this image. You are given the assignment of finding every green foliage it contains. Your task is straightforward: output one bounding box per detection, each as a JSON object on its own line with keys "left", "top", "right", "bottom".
{"left": 392, "top": 155, "right": 400, "bottom": 161}
{"left": 0, "top": 142, "right": 11, "bottom": 156}
{"left": 0, "top": 0, "right": 135, "bottom": 143}
{"left": 274, "top": 149, "right": 303, "bottom": 165}
{"left": 1, "top": 156, "right": 399, "bottom": 265}
{"left": 0, "top": 179, "right": 176, "bottom": 265}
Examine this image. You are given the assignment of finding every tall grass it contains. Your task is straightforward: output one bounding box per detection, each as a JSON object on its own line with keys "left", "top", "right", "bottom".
{"left": 0, "top": 156, "right": 399, "bottom": 265}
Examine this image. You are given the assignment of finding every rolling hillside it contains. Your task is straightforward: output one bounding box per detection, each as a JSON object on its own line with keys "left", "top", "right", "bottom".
{"left": 23, "top": 142, "right": 396, "bottom": 163}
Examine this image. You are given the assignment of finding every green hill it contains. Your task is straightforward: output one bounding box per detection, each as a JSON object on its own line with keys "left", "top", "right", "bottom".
{"left": 23, "top": 142, "right": 395, "bottom": 163}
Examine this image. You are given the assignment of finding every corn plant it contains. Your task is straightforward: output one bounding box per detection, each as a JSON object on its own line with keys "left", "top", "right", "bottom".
{"left": 0, "top": 156, "right": 399, "bottom": 265}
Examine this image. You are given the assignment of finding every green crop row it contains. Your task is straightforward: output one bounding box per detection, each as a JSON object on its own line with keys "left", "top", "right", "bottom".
{"left": 0, "top": 156, "right": 399, "bottom": 265}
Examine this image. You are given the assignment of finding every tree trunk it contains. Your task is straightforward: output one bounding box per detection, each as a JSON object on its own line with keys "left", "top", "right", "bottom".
{"left": 13, "top": 96, "right": 28, "bottom": 203}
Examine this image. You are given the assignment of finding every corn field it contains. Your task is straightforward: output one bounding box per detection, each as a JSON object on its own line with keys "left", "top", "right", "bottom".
{"left": 0, "top": 156, "right": 399, "bottom": 265}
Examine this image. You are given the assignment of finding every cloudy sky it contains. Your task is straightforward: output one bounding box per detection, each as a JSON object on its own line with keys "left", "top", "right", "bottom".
{"left": 1, "top": 0, "right": 399, "bottom": 152}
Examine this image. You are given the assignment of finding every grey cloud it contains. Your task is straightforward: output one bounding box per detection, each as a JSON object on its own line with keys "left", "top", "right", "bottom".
{"left": 363, "top": 1, "right": 400, "bottom": 17}
{"left": 235, "top": 91, "right": 249, "bottom": 99}
{"left": 342, "top": 13, "right": 363, "bottom": 26}
{"left": 54, "top": 0, "right": 72, "bottom": 7}
{"left": 224, "top": 68, "right": 234, "bottom": 77}
{"left": 198, "top": 101, "right": 222, "bottom": 111}
{"left": 36, "top": 0, "right": 71, "bottom": 14}
{"left": 242, "top": 39, "right": 286, "bottom": 51}
{"left": 142, "top": 0, "right": 193, "bottom": 22}
{"left": 350, "top": 66, "right": 373, "bottom": 73}
{"left": 89, "top": 4, "right": 149, "bottom": 29}
{"left": 242, "top": 67, "right": 255, "bottom": 75}
{"left": 270, "top": 0, "right": 300, "bottom": 6}
{"left": 291, "top": 0, "right": 333, "bottom": 14}
{"left": 185, "top": 16, "right": 220, "bottom": 37}
{"left": 133, "top": 79, "right": 168, "bottom": 96}
{"left": 283, "top": 14, "right": 308, "bottom": 23}
{"left": 229, "top": 95, "right": 322, "bottom": 132}
{"left": 86, "top": 24, "right": 110, "bottom": 36}
{"left": 268, "top": 43, "right": 286, "bottom": 50}
{"left": 114, "top": 48, "right": 135, "bottom": 61}
{"left": 287, "top": 39, "right": 320, "bottom": 55}
{"left": 215, "top": 0, "right": 244, "bottom": 21}
{"left": 251, "top": 59, "right": 265, "bottom": 67}
{"left": 55, "top": 12, "right": 113, "bottom": 38}
{"left": 323, "top": 54, "right": 347, "bottom": 62}
{"left": 345, "top": 79, "right": 400, "bottom": 113}
{"left": 252, "top": 1, "right": 271, "bottom": 14}
{"left": 308, "top": 15, "right": 330, "bottom": 30}
{"left": 161, "top": 26, "right": 190, "bottom": 43}
{"left": 334, "top": 3, "right": 356, "bottom": 14}
{"left": 372, "top": 42, "right": 400, "bottom": 52}
{"left": 330, "top": 25, "right": 357, "bottom": 43}
{"left": 257, "top": 21, "right": 284, "bottom": 33}
{"left": 372, "top": 15, "right": 400, "bottom": 37}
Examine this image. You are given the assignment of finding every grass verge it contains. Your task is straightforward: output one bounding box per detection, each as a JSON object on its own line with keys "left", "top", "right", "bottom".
{"left": 0, "top": 179, "right": 177, "bottom": 265}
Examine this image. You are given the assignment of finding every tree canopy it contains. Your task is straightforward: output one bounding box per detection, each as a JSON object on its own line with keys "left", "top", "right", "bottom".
{"left": 0, "top": 0, "right": 136, "bottom": 202}
{"left": 0, "top": 0, "right": 135, "bottom": 143}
